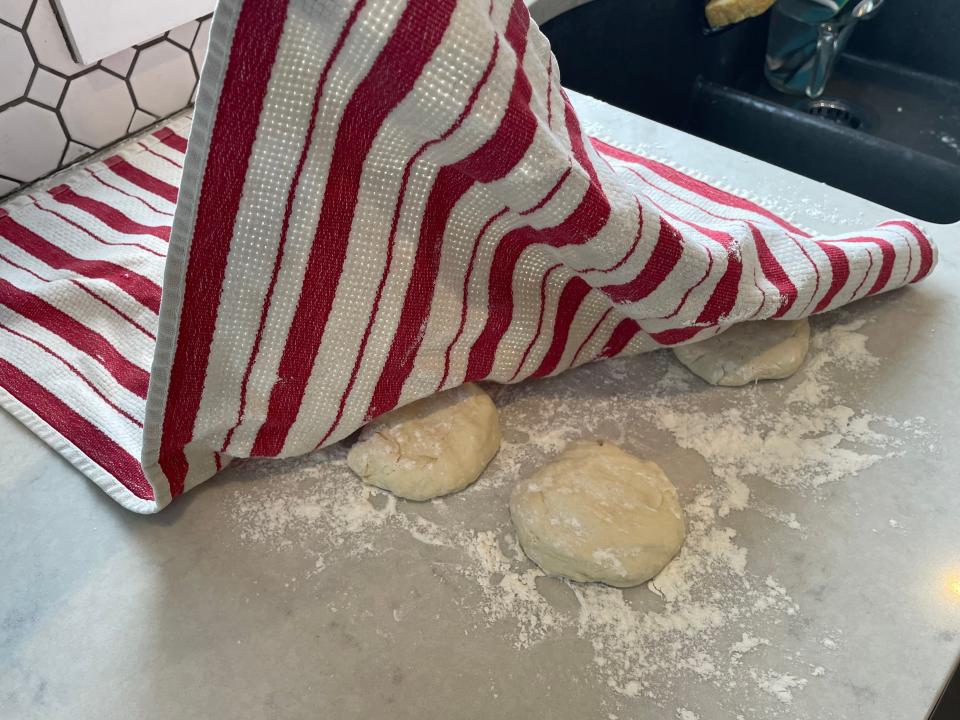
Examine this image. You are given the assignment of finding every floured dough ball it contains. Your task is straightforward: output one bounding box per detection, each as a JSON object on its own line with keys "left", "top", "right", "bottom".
{"left": 673, "top": 318, "right": 810, "bottom": 386}
{"left": 509, "top": 441, "right": 685, "bottom": 587}
{"left": 346, "top": 383, "right": 500, "bottom": 501}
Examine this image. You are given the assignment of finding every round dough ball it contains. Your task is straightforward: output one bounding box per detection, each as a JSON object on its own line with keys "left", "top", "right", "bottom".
{"left": 509, "top": 441, "right": 685, "bottom": 587}
{"left": 346, "top": 383, "right": 500, "bottom": 501}
{"left": 673, "top": 318, "right": 810, "bottom": 387}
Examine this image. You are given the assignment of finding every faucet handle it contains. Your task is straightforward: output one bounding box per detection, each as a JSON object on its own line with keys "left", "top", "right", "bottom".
{"left": 765, "top": 0, "right": 884, "bottom": 98}
{"left": 807, "top": 0, "right": 884, "bottom": 97}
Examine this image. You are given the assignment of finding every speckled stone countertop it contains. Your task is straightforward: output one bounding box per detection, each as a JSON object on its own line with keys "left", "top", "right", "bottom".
{"left": 2, "top": 88, "right": 958, "bottom": 720}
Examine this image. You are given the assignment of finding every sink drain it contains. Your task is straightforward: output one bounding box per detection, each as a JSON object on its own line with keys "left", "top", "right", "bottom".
{"left": 806, "top": 100, "right": 862, "bottom": 129}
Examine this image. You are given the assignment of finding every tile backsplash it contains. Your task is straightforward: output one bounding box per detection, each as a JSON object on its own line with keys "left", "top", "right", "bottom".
{"left": 0, "top": 0, "right": 210, "bottom": 198}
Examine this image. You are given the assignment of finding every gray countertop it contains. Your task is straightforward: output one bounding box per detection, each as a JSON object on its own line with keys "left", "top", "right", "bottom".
{"left": 2, "top": 91, "right": 958, "bottom": 720}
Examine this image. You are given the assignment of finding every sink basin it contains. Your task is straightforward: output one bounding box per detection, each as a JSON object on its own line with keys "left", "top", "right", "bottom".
{"left": 541, "top": 0, "right": 960, "bottom": 223}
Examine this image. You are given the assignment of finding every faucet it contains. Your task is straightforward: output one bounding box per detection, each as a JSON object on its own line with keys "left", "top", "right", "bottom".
{"left": 765, "top": 0, "right": 885, "bottom": 98}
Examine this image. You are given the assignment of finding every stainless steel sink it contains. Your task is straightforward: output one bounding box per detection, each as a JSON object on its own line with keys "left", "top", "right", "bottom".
{"left": 541, "top": 0, "right": 960, "bottom": 223}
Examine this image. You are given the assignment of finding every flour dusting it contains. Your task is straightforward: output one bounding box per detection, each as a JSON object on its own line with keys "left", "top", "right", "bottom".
{"left": 226, "top": 314, "right": 930, "bottom": 718}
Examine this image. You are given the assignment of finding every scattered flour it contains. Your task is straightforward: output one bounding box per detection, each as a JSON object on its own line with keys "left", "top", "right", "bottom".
{"left": 753, "top": 670, "right": 808, "bottom": 704}
{"left": 466, "top": 530, "right": 561, "bottom": 648}
{"left": 730, "top": 633, "right": 770, "bottom": 664}
{"left": 226, "top": 314, "right": 930, "bottom": 718}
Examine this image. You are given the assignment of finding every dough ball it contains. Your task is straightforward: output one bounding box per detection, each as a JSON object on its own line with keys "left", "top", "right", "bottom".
{"left": 346, "top": 383, "right": 500, "bottom": 501}
{"left": 509, "top": 441, "right": 685, "bottom": 587}
{"left": 673, "top": 318, "right": 810, "bottom": 386}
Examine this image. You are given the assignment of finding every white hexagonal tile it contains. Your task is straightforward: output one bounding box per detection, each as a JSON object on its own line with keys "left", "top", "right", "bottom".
{"left": 0, "top": 177, "right": 22, "bottom": 198}
{"left": 128, "top": 108, "right": 157, "bottom": 134}
{"left": 0, "top": 24, "right": 32, "bottom": 105}
{"left": 168, "top": 19, "right": 199, "bottom": 49}
{"left": 26, "top": 0, "right": 92, "bottom": 76}
{"left": 129, "top": 41, "right": 195, "bottom": 117}
{"left": 0, "top": 0, "right": 32, "bottom": 28}
{"left": 192, "top": 18, "right": 211, "bottom": 73}
{"left": 61, "top": 69, "right": 134, "bottom": 147}
{"left": 62, "top": 140, "right": 92, "bottom": 165}
{"left": 27, "top": 67, "right": 66, "bottom": 106}
{"left": 0, "top": 102, "right": 66, "bottom": 182}
{"left": 100, "top": 46, "right": 136, "bottom": 76}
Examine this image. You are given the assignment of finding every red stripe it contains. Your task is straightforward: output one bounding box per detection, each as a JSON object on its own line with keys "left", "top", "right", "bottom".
{"left": 51, "top": 184, "right": 171, "bottom": 240}
{"left": 663, "top": 246, "right": 714, "bottom": 321}
{"left": 0, "top": 323, "right": 143, "bottom": 427}
{"left": 83, "top": 168, "right": 175, "bottom": 216}
{"left": 154, "top": 129, "right": 189, "bottom": 154}
{"left": 159, "top": 0, "right": 291, "bottom": 494}
{"left": 628, "top": 161, "right": 772, "bottom": 228}
{"left": 0, "top": 216, "right": 161, "bottom": 312}
{"left": 510, "top": 263, "right": 562, "bottom": 381}
{"left": 560, "top": 88, "right": 603, "bottom": 187}
{"left": 0, "top": 358, "right": 152, "bottom": 500}
{"left": 624, "top": 153, "right": 808, "bottom": 315}
{"left": 649, "top": 325, "right": 708, "bottom": 346}
{"left": 879, "top": 220, "right": 935, "bottom": 282}
{"left": 31, "top": 196, "right": 165, "bottom": 257}
{"left": 219, "top": 0, "right": 369, "bottom": 454}
{"left": 624, "top": 165, "right": 746, "bottom": 326}
{"left": 105, "top": 157, "right": 179, "bottom": 204}
{"left": 1, "top": 253, "right": 156, "bottom": 340}
{"left": 591, "top": 138, "right": 812, "bottom": 238}
{"left": 597, "top": 317, "right": 642, "bottom": 359}
{"left": 627, "top": 167, "right": 797, "bottom": 317}
{"left": 519, "top": 166, "right": 570, "bottom": 216}
{"left": 748, "top": 224, "right": 797, "bottom": 318}
{"left": 632, "top": 186, "right": 743, "bottom": 326}
{"left": 137, "top": 141, "right": 184, "bottom": 169}
{"left": 437, "top": 207, "right": 508, "bottom": 390}
{"left": 359, "top": 0, "right": 536, "bottom": 424}
{"left": 0, "top": 252, "right": 49, "bottom": 283}
{"left": 545, "top": 56, "right": 554, "bottom": 126}
{"left": 600, "top": 217, "right": 684, "bottom": 303}
{"left": 694, "top": 251, "right": 742, "bottom": 326}
{"left": 0, "top": 277, "right": 149, "bottom": 397}
{"left": 315, "top": 15, "right": 500, "bottom": 446}
{"left": 821, "top": 236, "right": 896, "bottom": 298}
{"left": 530, "top": 276, "right": 592, "bottom": 378}
{"left": 902, "top": 231, "right": 914, "bottom": 284}
{"left": 790, "top": 237, "right": 823, "bottom": 316}
{"left": 571, "top": 306, "right": 613, "bottom": 366}
{"left": 251, "top": 0, "right": 459, "bottom": 455}
{"left": 812, "top": 242, "right": 851, "bottom": 313}
{"left": 464, "top": 178, "right": 611, "bottom": 382}
{"left": 461, "top": 45, "right": 614, "bottom": 384}
{"left": 636, "top": 189, "right": 730, "bottom": 245}
{"left": 862, "top": 237, "right": 895, "bottom": 296}
{"left": 70, "top": 280, "right": 156, "bottom": 341}
{"left": 746, "top": 264, "right": 769, "bottom": 320}
{"left": 578, "top": 197, "right": 643, "bottom": 274}
{"left": 849, "top": 245, "right": 875, "bottom": 300}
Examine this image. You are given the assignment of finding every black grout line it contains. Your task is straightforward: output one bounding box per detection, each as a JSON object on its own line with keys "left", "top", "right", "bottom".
{"left": 2, "top": 7, "right": 205, "bottom": 197}
{"left": 25, "top": 64, "right": 39, "bottom": 95}
{"left": 186, "top": 19, "right": 202, "bottom": 51}
{"left": 24, "top": 0, "right": 39, "bottom": 28}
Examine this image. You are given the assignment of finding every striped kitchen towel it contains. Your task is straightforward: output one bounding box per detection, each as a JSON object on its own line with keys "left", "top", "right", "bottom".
{"left": 0, "top": 0, "right": 936, "bottom": 512}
